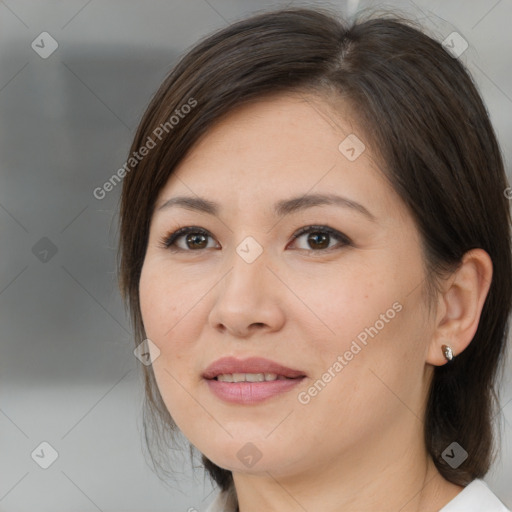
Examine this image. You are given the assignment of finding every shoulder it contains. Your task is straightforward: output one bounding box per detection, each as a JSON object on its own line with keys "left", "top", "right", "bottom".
{"left": 204, "top": 486, "right": 238, "bottom": 512}
{"left": 440, "top": 479, "right": 510, "bottom": 512}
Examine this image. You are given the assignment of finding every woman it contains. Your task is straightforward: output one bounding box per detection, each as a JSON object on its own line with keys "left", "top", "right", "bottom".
{"left": 117, "top": 7, "right": 511, "bottom": 511}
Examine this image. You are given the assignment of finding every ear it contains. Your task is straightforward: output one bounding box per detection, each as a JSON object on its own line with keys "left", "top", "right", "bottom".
{"left": 427, "top": 248, "right": 493, "bottom": 366}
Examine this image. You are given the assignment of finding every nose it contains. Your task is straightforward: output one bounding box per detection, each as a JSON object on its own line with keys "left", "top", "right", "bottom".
{"left": 207, "top": 245, "right": 286, "bottom": 338}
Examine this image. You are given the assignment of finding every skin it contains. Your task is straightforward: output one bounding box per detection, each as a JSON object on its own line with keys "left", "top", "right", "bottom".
{"left": 139, "top": 92, "right": 493, "bottom": 512}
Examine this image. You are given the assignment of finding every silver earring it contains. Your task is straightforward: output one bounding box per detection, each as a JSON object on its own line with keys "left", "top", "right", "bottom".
{"left": 442, "top": 344, "right": 454, "bottom": 361}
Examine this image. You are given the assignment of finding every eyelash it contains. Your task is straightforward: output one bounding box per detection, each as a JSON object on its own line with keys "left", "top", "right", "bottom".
{"left": 157, "top": 225, "right": 352, "bottom": 254}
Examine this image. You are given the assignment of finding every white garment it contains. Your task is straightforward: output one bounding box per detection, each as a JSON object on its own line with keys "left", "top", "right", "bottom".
{"left": 204, "top": 478, "right": 510, "bottom": 512}
{"left": 439, "top": 479, "right": 510, "bottom": 511}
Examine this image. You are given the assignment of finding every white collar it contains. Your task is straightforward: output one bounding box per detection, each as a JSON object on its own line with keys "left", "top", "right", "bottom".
{"left": 204, "top": 478, "right": 510, "bottom": 512}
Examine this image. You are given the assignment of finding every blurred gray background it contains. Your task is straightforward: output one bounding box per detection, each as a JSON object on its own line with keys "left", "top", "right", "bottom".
{"left": 0, "top": 0, "right": 511, "bottom": 510}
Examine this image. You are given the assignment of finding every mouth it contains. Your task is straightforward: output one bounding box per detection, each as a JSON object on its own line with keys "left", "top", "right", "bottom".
{"left": 202, "top": 356, "right": 306, "bottom": 404}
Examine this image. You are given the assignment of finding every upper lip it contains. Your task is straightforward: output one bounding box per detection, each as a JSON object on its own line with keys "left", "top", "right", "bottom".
{"left": 202, "top": 357, "right": 307, "bottom": 379}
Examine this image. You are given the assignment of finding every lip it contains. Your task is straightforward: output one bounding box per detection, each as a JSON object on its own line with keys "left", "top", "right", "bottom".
{"left": 202, "top": 356, "right": 307, "bottom": 405}
{"left": 205, "top": 377, "right": 305, "bottom": 404}
{"left": 202, "top": 356, "right": 306, "bottom": 380}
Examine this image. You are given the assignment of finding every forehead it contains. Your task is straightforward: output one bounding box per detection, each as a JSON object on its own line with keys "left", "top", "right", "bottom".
{"left": 155, "top": 93, "right": 405, "bottom": 222}
{"left": 176, "top": 93, "right": 357, "bottom": 170}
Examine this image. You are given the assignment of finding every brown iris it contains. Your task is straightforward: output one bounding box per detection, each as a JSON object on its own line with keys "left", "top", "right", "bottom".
{"left": 186, "top": 233, "right": 208, "bottom": 249}
{"left": 307, "top": 232, "right": 329, "bottom": 250}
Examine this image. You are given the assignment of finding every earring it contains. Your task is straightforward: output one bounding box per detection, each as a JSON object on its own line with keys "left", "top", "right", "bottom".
{"left": 442, "top": 344, "right": 454, "bottom": 361}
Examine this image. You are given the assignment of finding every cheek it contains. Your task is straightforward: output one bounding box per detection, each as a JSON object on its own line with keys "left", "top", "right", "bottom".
{"left": 139, "top": 262, "right": 193, "bottom": 394}
{"left": 138, "top": 258, "right": 219, "bottom": 388}
{"left": 139, "top": 260, "right": 197, "bottom": 346}
{"left": 139, "top": 261, "right": 203, "bottom": 425}
{"left": 288, "top": 262, "right": 391, "bottom": 343}
{"left": 301, "top": 302, "right": 426, "bottom": 444}
{"left": 300, "top": 260, "right": 427, "bottom": 405}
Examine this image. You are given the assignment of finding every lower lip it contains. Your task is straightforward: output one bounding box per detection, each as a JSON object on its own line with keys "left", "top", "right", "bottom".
{"left": 205, "top": 377, "right": 305, "bottom": 404}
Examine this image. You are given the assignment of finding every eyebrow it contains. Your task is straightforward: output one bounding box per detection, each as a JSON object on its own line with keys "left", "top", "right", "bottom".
{"left": 156, "top": 193, "right": 377, "bottom": 222}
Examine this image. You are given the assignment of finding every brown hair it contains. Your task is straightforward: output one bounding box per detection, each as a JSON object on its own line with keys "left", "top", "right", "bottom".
{"left": 117, "top": 6, "right": 512, "bottom": 492}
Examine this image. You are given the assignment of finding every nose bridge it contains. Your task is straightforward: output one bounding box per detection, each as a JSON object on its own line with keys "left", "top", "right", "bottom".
{"left": 223, "top": 233, "right": 269, "bottom": 301}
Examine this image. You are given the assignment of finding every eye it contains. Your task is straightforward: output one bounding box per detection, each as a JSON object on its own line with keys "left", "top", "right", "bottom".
{"left": 288, "top": 225, "right": 351, "bottom": 252}
{"left": 158, "top": 226, "right": 218, "bottom": 252}
{"left": 158, "top": 225, "right": 351, "bottom": 253}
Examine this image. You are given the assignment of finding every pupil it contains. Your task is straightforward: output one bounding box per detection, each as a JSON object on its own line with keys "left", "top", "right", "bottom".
{"left": 309, "top": 232, "right": 328, "bottom": 249}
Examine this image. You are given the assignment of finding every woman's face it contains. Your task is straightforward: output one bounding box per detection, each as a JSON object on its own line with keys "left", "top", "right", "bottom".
{"left": 139, "top": 93, "right": 434, "bottom": 477}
